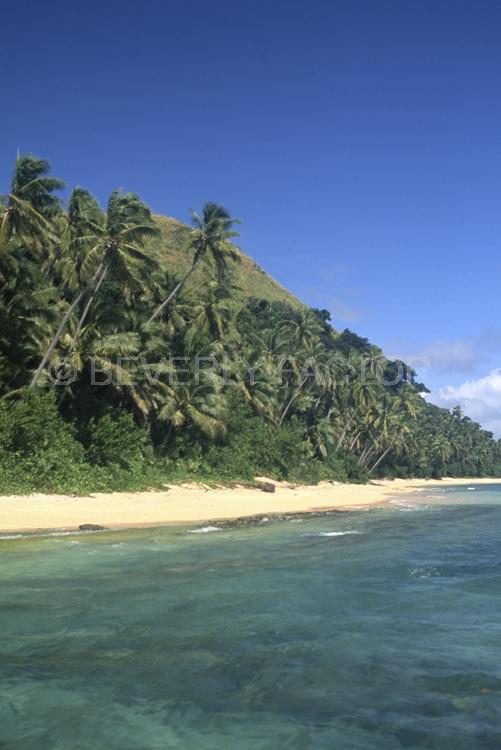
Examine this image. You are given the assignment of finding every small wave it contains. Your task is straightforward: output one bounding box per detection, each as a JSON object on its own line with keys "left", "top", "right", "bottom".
{"left": 0, "top": 529, "right": 95, "bottom": 542}
{"left": 409, "top": 566, "right": 442, "bottom": 579}
{"left": 467, "top": 487, "right": 476, "bottom": 491}
{"left": 317, "top": 530, "right": 362, "bottom": 538}
{"left": 188, "top": 525, "right": 222, "bottom": 534}
{"left": 390, "top": 500, "right": 421, "bottom": 510}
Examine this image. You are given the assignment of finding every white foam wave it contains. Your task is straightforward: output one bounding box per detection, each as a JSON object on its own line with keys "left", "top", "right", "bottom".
{"left": 318, "top": 531, "right": 357, "bottom": 537}
{"left": 409, "top": 566, "right": 442, "bottom": 579}
{"left": 188, "top": 525, "right": 222, "bottom": 534}
{"left": 390, "top": 499, "right": 421, "bottom": 510}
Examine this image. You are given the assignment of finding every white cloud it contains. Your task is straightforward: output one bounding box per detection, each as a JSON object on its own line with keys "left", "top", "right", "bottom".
{"left": 428, "top": 369, "right": 501, "bottom": 437}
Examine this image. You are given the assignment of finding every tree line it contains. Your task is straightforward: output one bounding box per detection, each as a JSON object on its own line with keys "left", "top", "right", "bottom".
{"left": 0, "top": 154, "right": 499, "bottom": 493}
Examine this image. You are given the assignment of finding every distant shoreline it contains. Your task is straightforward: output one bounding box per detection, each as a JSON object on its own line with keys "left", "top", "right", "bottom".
{"left": 0, "top": 477, "right": 498, "bottom": 535}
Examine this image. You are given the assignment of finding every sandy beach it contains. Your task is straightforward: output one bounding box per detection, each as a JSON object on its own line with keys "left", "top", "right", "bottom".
{"left": 0, "top": 477, "right": 497, "bottom": 534}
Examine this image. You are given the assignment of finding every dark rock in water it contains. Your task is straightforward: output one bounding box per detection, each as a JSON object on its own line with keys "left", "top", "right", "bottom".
{"left": 79, "top": 523, "right": 107, "bottom": 531}
{"left": 258, "top": 482, "right": 276, "bottom": 493}
{"left": 212, "top": 508, "right": 344, "bottom": 530}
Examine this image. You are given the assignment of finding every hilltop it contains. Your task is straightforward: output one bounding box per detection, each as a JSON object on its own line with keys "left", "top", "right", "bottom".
{"left": 154, "top": 215, "right": 303, "bottom": 308}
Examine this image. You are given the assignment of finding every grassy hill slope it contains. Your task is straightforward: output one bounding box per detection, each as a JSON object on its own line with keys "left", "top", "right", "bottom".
{"left": 154, "top": 215, "right": 303, "bottom": 307}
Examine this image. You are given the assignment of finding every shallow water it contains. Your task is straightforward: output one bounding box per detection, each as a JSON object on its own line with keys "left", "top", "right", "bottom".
{"left": 1, "top": 484, "right": 501, "bottom": 749}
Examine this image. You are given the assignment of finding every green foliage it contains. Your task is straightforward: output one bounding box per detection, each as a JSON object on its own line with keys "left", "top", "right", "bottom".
{"left": 166, "top": 395, "right": 369, "bottom": 484}
{"left": 0, "top": 389, "right": 89, "bottom": 494}
{"left": 0, "top": 154, "right": 499, "bottom": 497}
{"left": 85, "top": 410, "right": 151, "bottom": 468}
{"left": 0, "top": 389, "right": 83, "bottom": 459}
{"left": 203, "top": 401, "right": 308, "bottom": 480}
{"left": 0, "top": 390, "right": 166, "bottom": 495}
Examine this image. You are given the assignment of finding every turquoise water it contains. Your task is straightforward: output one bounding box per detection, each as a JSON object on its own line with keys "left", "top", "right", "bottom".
{"left": 1, "top": 484, "right": 501, "bottom": 749}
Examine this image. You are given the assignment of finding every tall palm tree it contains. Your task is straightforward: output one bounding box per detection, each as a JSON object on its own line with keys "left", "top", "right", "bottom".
{"left": 59, "top": 187, "right": 105, "bottom": 290}
{"left": 31, "top": 190, "right": 159, "bottom": 387}
{"left": 147, "top": 202, "right": 240, "bottom": 324}
{"left": 0, "top": 156, "right": 65, "bottom": 391}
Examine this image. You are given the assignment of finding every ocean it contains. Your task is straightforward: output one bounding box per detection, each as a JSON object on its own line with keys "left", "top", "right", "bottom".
{"left": 1, "top": 483, "right": 501, "bottom": 749}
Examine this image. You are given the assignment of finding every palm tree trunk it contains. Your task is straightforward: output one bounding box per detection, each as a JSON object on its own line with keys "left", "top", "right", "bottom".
{"left": 336, "top": 419, "right": 352, "bottom": 450}
{"left": 360, "top": 444, "right": 377, "bottom": 468}
{"left": 369, "top": 444, "right": 393, "bottom": 474}
{"left": 30, "top": 290, "right": 85, "bottom": 387}
{"left": 279, "top": 377, "right": 307, "bottom": 426}
{"left": 30, "top": 262, "right": 104, "bottom": 388}
{"left": 73, "top": 264, "right": 109, "bottom": 341}
{"left": 348, "top": 431, "right": 361, "bottom": 453}
{"left": 357, "top": 442, "right": 371, "bottom": 466}
{"left": 146, "top": 261, "right": 199, "bottom": 324}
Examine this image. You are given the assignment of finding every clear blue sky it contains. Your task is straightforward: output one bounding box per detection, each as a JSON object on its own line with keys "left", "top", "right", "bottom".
{"left": 2, "top": 0, "right": 501, "bottom": 427}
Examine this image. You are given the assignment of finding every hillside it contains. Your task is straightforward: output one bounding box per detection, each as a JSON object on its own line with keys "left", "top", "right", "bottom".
{"left": 154, "top": 215, "right": 303, "bottom": 308}
{"left": 1, "top": 154, "right": 500, "bottom": 496}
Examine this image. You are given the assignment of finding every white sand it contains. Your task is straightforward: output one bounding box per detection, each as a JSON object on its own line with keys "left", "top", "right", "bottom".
{"left": 0, "top": 477, "right": 496, "bottom": 533}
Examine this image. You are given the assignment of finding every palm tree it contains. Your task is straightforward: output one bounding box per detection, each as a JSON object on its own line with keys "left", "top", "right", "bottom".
{"left": 230, "top": 348, "right": 278, "bottom": 423}
{"left": 431, "top": 434, "right": 453, "bottom": 466}
{"left": 307, "top": 416, "right": 338, "bottom": 459}
{"left": 278, "top": 341, "right": 329, "bottom": 425}
{"left": 0, "top": 155, "right": 65, "bottom": 254}
{"left": 153, "top": 330, "right": 227, "bottom": 440}
{"left": 278, "top": 309, "right": 323, "bottom": 353}
{"left": 147, "top": 202, "right": 240, "bottom": 324}
{"left": 49, "top": 324, "right": 148, "bottom": 415}
{"left": 58, "top": 187, "right": 105, "bottom": 290}
{"left": 189, "top": 278, "right": 241, "bottom": 340}
{"left": 0, "top": 156, "right": 65, "bottom": 391}
{"left": 31, "top": 191, "right": 159, "bottom": 387}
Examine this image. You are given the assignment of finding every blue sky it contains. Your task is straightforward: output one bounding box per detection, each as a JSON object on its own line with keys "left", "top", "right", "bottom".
{"left": 2, "top": 0, "right": 501, "bottom": 430}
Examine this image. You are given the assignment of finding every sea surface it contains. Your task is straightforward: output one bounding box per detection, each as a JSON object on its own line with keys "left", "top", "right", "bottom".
{"left": 1, "top": 484, "right": 501, "bottom": 749}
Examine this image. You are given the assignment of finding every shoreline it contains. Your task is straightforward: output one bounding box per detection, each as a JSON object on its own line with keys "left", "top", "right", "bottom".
{"left": 0, "top": 477, "right": 497, "bottom": 535}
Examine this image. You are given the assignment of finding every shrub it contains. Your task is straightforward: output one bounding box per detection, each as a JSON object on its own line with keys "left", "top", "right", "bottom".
{"left": 0, "top": 388, "right": 83, "bottom": 459}
{"left": 85, "top": 410, "right": 151, "bottom": 468}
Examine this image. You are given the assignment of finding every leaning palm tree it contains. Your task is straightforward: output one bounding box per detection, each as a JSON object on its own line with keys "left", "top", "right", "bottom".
{"left": 59, "top": 187, "right": 105, "bottom": 289}
{"left": 147, "top": 202, "right": 240, "bottom": 324}
{"left": 31, "top": 190, "right": 159, "bottom": 387}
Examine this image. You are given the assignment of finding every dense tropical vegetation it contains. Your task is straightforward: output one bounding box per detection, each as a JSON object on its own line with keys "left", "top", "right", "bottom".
{"left": 0, "top": 155, "right": 499, "bottom": 493}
